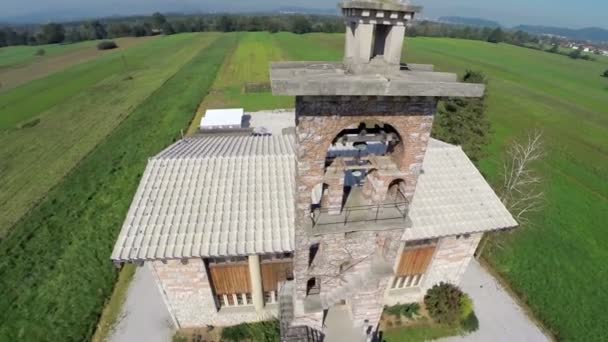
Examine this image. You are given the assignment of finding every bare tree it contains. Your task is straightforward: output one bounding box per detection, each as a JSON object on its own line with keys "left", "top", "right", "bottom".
{"left": 476, "top": 130, "right": 545, "bottom": 257}
{"left": 500, "top": 129, "right": 545, "bottom": 224}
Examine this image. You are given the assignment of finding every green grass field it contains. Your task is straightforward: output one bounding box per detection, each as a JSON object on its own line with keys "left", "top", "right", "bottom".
{"left": 0, "top": 34, "right": 235, "bottom": 341}
{"left": 1, "top": 32, "right": 606, "bottom": 341}
{"left": 404, "top": 38, "right": 608, "bottom": 341}
{"left": 0, "top": 33, "right": 220, "bottom": 236}
{"left": 0, "top": 41, "right": 98, "bottom": 69}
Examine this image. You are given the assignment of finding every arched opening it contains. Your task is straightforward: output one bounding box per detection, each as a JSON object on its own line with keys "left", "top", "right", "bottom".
{"left": 322, "top": 122, "right": 403, "bottom": 212}
{"left": 326, "top": 121, "right": 403, "bottom": 168}
{"left": 306, "top": 277, "right": 320, "bottom": 296}
{"left": 387, "top": 178, "right": 407, "bottom": 209}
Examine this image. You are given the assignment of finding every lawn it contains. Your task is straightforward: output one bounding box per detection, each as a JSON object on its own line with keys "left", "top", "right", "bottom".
{"left": 382, "top": 323, "right": 461, "bottom": 342}
{"left": 0, "top": 33, "right": 235, "bottom": 342}
{"left": 0, "top": 33, "right": 218, "bottom": 236}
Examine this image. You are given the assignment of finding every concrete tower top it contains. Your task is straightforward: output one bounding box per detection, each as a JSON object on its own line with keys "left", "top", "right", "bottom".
{"left": 340, "top": 0, "right": 420, "bottom": 73}
{"left": 270, "top": 1, "right": 485, "bottom": 98}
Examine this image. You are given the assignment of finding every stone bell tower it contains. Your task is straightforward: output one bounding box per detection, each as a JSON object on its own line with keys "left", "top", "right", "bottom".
{"left": 270, "top": 0, "right": 484, "bottom": 340}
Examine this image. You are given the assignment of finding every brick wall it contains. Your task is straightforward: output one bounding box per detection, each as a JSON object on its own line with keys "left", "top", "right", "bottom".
{"left": 149, "top": 258, "right": 277, "bottom": 328}
{"left": 291, "top": 95, "right": 436, "bottom": 330}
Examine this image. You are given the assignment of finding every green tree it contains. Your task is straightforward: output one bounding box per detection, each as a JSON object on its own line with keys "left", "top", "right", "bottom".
{"left": 431, "top": 70, "right": 491, "bottom": 162}
{"left": 603, "top": 69, "right": 608, "bottom": 78}
{"left": 548, "top": 44, "right": 559, "bottom": 53}
{"left": 487, "top": 27, "right": 504, "bottom": 43}
{"left": 83, "top": 20, "right": 107, "bottom": 40}
{"left": 108, "top": 23, "right": 132, "bottom": 38}
{"left": 569, "top": 49, "right": 582, "bottom": 59}
{"left": 161, "top": 22, "right": 175, "bottom": 35}
{"left": 292, "top": 15, "right": 312, "bottom": 34}
{"left": 38, "top": 23, "right": 65, "bottom": 44}
{"left": 152, "top": 12, "right": 167, "bottom": 29}
{"left": 217, "top": 15, "right": 235, "bottom": 32}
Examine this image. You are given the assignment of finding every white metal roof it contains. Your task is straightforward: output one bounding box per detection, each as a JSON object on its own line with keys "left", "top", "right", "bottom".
{"left": 403, "top": 139, "right": 517, "bottom": 240}
{"left": 200, "top": 108, "right": 243, "bottom": 128}
{"left": 110, "top": 130, "right": 515, "bottom": 262}
{"left": 111, "top": 134, "right": 296, "bottom": 262}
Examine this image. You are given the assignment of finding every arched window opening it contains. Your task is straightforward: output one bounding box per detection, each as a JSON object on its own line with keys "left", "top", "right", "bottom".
{"left": 326, "top": 122, "right": 402, "bottom": 168}
{"left": 307, "top": 277, "right": 321, "bottom": 296}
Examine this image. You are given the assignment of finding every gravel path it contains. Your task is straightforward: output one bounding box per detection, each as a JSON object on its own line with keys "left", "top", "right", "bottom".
{"left": 109, "top": 265, "right": 175, "bottom": 342}
{"left": 440, "top": 259, "right": 551, "bottom": 342}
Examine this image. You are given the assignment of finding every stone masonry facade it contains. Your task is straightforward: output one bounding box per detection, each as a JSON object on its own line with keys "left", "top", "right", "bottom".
{"left": 290, "top": 95, "right": 437, "bottom": 330}
{"left": 149, "top": 258, "right": 277, "bottom": 328}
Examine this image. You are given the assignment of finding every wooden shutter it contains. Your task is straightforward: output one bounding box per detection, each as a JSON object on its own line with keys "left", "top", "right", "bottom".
{"left": 209, "top": 264, "right": 251, "bottom": 295}
{"left": 261, "top": 261, "right": 293, "bottom": 291}
{"left": 396, "top": 245, "right": 436, "bottom": 276}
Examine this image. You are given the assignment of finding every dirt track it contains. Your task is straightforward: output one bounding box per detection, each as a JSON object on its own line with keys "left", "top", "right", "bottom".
{"left": 0, "top": 36, "right": 158, "bottom": 92}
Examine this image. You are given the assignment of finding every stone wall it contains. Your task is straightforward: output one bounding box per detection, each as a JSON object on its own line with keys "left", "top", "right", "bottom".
{"left": 149, "top": 258, "right": 277, "bottom": 328}
{"left": 383, "top": 233, "right": 483, "bottom": 305}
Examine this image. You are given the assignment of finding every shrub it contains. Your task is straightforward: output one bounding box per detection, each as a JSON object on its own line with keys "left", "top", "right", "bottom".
{"left": 97, "top": 40, "right": 118, "bottom": 50}
{"left": 603, "top": 70, "right": 608, "bottom": 78}
{"left": 35, "top": 48, "right": 46, "bottom": 56}
{"left": 221, "top": 320, "right": 280, "bottom": 342}
{"left": 385, "top": 302, "right": 420, "bottom": 319}
{"left": 459, "top": 294, "right": 474, "bottom": 320}
{"left": 461, "top": 311, "right": 479, "bottom": 333}
{"left": 424, "top": 282, "right": 464, "bottom": 325}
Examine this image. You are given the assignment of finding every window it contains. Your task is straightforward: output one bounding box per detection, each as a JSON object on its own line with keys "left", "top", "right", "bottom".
{"left": 264, "top": 291, "right": 277, "bottom": 304}
{"left": 216, "top": 293, "right": 253, "bottom": 308}
{"left": 307, "top": 277, "right": 320, "bottom": 296}
{"left": 391, "top": 274, "right": 423, "bottom": 289}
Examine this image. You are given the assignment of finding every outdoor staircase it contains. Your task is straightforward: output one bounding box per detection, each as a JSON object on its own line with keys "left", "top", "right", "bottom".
{"left": 279, "top": 281, "right": 323, "bottom": 342}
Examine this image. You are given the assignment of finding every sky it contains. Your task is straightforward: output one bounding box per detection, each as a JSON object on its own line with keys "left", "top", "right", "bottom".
{"left": 0, "top": 0, "right": 606, "bottom": 29}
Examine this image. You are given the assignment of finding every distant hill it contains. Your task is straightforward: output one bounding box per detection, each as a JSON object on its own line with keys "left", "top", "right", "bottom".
{"left": 438, "top": 16, "right": 500, "bottom": 28}
{"left": 515, "top": 25, "right": 608, "bottom": 42}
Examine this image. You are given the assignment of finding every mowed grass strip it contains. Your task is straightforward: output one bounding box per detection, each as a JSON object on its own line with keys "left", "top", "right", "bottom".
{"left": 0, "top": 40, "right": 98, "bottom": 69}
{"left": 0, "top": 33, "right": 218, "bottom": 236}
{"left": 188, "top": 32, "right": 292, "bottom": 134}
{"left": 0, "top": 36, "right": 159, "bottom": 92}
{"left": 0, "top": 33, "right": 236, "bottom": 342}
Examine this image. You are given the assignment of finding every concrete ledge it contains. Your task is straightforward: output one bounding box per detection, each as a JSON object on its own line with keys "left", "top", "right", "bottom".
{"left": 272, "top": 77, "right": 485, "bottom": 97}
{"left": 340, "top": 0, "right": 422, "bottom": 13}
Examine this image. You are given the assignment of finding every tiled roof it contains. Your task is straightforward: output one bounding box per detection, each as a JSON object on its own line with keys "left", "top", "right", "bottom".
{"left": 111, "top": 132, "right": 515, "bottom": 262}
{"left": 111, "top": 134, "right": 296, "bottom": 261}
{"left": 403, "top": 139, "right": 517, "bottom": 240}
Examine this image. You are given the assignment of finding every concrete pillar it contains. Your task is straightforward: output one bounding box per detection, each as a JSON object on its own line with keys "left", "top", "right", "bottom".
{"left": 248, "top": 255, "right": 264, "bottom": 312}
{"left": 344, "top": 23, "right": 357, "bottom": 60}
{"left": 383, "top": 25, "right": 406, "bottom": 65}
{"left": 356, "top": 23, "right": 374, "bottom": 63}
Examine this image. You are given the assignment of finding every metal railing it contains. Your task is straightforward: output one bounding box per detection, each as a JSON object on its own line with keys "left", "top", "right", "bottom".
{"left": 310, "top": 200, "right": 409, "bottom": 228}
